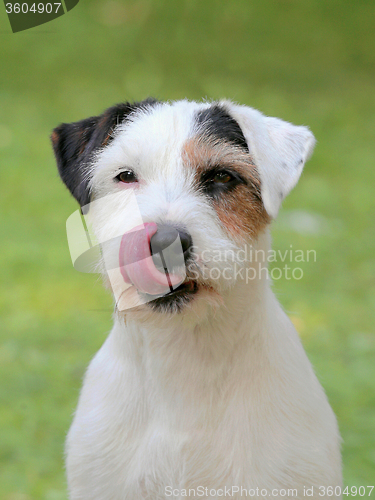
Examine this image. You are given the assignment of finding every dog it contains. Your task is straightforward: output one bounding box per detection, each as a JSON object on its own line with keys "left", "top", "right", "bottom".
{"left": 51, "top": 99, "right": 342, "bottom": 499}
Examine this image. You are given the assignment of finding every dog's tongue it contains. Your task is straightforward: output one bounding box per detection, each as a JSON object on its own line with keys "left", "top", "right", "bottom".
{"left": 119, "top": 223, "right": 183, "bottom": 296}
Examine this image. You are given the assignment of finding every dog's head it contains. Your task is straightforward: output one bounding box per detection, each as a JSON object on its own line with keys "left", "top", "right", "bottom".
{"left": 52, "top": 99, "right": 315, "bottom": 317}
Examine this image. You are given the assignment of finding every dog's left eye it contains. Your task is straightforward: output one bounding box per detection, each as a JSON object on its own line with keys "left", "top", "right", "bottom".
{"left": 212, "top": 171, "right": 233, "bottom": 184}
{"left": 200, "top": 168, "right": 244, "bottom": 197}
{"left": 116, "top": 170, "right": 138, "bottom": 183}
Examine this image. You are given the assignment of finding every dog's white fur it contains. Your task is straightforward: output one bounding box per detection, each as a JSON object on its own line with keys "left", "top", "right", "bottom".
{"left": 64, "top": 100, "right": 342, "bottom": 499}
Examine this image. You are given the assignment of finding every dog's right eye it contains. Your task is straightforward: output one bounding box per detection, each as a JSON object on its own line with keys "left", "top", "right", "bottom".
{"left": 115, "top": 170, "right": 138, "bottom": 183}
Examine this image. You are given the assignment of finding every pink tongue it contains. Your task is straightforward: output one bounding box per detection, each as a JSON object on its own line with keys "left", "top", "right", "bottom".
{"left": 119, "top": 223, "right": 183, "bottom": 295}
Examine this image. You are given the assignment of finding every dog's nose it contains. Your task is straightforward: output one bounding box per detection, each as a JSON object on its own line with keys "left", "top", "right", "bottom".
{"left": 150, "top": 225, "right": 193, "bottom": 266}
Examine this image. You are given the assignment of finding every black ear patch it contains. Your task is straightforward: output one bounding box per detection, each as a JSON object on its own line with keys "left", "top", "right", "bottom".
{"left": 51, "top": 98, "right": 158, "bottom": 207}
{"left": 196, "top": 104, "right": 249, "bottom": 152}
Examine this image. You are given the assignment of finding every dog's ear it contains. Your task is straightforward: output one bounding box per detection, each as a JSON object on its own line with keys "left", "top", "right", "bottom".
{"left": 225, "top": 103, "right": 316, "bottom": 219}
{"left": 51, "top": 115, "right": 100, "bottom": 207}
{"left": 51, "top": 99, "right": 158, "bottom": 207}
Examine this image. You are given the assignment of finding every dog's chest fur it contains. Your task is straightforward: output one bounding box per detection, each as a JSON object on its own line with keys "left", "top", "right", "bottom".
{"left": 66, "top": 274, "right": 341, "bottom": 499}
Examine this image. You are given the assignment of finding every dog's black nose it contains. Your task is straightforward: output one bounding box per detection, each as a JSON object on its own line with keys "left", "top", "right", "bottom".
{"left": 150, "top": 225, "right": 193, "bottom": 267}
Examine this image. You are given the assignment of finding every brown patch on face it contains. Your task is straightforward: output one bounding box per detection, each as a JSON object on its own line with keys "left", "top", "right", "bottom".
{"left": 182, "top": 136, "right": 270, "bottom": 241}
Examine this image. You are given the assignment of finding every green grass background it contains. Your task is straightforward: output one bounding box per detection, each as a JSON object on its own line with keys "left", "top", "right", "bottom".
{"left": 1, "top": 0, "right": 374, "bottom": 498}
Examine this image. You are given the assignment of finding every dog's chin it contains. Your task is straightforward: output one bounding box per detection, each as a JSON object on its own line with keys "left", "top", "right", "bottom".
{"left": 144, "top": 279, "right": 199, "bottom": 314}
{"left": 118, "top": 279, "right": 224, "bottom": 326}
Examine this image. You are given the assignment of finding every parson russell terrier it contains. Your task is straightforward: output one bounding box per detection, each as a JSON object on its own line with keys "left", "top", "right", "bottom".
{"left": 51, "top": 99, "right": 342, "bottom": 499}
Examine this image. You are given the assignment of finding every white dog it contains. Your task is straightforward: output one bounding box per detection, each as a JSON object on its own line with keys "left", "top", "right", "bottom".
{"left": 52, "top": 99, "right": 342, "bottom": 499}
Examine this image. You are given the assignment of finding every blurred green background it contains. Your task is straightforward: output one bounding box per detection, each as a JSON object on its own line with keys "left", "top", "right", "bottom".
{"left": 1, "top": 0, "right": 374, "bottom": 498}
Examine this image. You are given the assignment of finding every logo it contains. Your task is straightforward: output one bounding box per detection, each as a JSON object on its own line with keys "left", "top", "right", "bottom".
{"left": 4, "top": 0, "right": 79, "bottom": 33}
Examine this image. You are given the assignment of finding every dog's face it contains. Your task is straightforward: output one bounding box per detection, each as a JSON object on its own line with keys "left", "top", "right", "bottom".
{"left": 52, "top": 99, "right": 315, "bottom": 317}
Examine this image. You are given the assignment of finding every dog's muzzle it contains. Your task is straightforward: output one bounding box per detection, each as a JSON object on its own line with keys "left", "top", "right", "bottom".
{"left": 119, "top": 223, "right": 192, "bottom": 296}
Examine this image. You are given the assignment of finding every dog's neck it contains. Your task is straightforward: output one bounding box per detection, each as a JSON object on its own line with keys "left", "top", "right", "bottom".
{"left": 109, "top": 230, "right": 276, "bottom": 416}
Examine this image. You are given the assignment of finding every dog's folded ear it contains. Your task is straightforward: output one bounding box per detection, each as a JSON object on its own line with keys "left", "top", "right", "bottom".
{"left": 225, "top": 103, "right": 316, "bottom": 219}
{"left": 51, "top": 115, "right": 100, "bottom": 207}
{"left": 51, "top": 99, "right": 158, "bottom": 207}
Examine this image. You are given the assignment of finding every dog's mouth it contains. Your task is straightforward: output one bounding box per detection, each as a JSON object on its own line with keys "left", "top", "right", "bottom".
{"left": 163, "top": 278, "right": 197, "bottom": 296}
{"left": 143, "top": 277, "right": 199, "bottom": 313}
{"left": 117, "top": 223, "right": 220, "bottom": 313}
{"left": 118, "top": 223, "right": 202, "bottom": 311}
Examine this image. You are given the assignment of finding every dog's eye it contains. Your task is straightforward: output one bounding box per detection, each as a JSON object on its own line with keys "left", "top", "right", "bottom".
{"left": 200, "top": 168, "right": 245, "bottom": 197}
{"left": 212, "top": 171, "right": 233, "bottom": 184}
{"left": 116, "top": 170, "right": 138, "bottom": 183}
